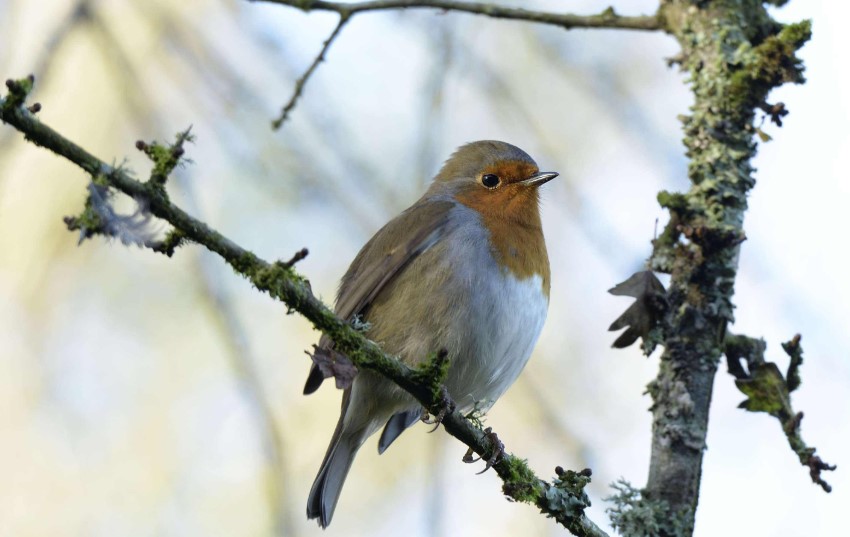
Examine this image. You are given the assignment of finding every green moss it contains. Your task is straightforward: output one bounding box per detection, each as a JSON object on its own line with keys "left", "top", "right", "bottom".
{"left": 657, "top": 190, "right": 689, "bottom": 212}
{"left": 152, "top": 229, "right": 186, "bottom": 257}
{"left": 726, "top": 20, "right": 811, "bottom": 115}
{"left": 232, "top": 251, "right": 261, "bottom": 276}
{"left": 411, "top": 349, "right": 451, "bottom": 403}
{"left": 2, "top": 75, "right": 34, "bottom": 110}
{"left": 138, "top": 128, "right": 194, "bottom": 186}
{"left": 64, "top": 193, "right": 106, "bottom": 243}
{"left": 500, "top": 456, "right": 543, "bottom": 504}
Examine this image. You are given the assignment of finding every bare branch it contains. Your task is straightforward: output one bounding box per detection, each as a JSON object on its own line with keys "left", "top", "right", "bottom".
{"left": 259, "top": 0, "right": 660, "bottom": 127}
{"left": 257, "top": 0, "right": 662, "bottom": 32}
{"left": 272, "top": 15, "right": 350, "bottom": 129}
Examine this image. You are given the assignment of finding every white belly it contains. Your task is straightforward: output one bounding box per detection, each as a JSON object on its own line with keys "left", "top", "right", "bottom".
{"left": 444, "top": 270, "right": 548, "bottom": 413}
{"left": 431, "top": 204, "right": 549, "bottom": 412}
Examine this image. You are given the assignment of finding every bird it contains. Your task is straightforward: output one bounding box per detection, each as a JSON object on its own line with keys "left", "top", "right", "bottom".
{"left": 305, "top": 140, "right": 557, "bottom": 528}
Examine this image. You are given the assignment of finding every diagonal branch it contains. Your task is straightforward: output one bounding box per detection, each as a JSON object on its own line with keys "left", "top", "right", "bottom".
{"left": 272, "top": 14, "right": 350, "bottom": 129}
{"left": 724, "top": 333, "right": 836, "bottom": 492}
{"left": 256, "top": 0, "right": 662, "bottom": 32}
{"left": 1, "top": 86, "right": 608, "bottom": 537}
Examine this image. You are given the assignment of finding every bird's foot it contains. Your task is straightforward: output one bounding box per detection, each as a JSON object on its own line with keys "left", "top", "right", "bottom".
{"left": 421, "top": 386, "right": 455, "bottom": 432}
{"left": 462, "top": 427, "right": 505, "bottom": 474}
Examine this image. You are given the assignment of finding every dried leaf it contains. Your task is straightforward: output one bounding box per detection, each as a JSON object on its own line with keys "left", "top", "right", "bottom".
{"left": 307, "top": 345, "right": 358, "bottom": 390}
{"left": 608, "top": 271, "right": 667, "bottom": 349}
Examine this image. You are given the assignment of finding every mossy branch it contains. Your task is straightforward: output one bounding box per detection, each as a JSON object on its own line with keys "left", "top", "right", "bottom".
{"left": 0, "top": 81, "right": 607, "bottom": 537}
{"left": 725, "top": 333, "right": 836, "bottom": 492}
{"left": 606, "top": 2, "right": 816, "bottom": 536}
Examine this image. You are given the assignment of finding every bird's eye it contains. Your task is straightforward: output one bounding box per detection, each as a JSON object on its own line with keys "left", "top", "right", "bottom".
{"left": 481, "top": 174, "right": 501, "bottom": 188}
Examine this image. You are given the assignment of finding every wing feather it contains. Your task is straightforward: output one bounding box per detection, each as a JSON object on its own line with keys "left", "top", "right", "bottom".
{"left": 303, "top": 199, "right": 455, "bottom": 394}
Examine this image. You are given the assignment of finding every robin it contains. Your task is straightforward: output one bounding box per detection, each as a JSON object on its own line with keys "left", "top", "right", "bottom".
{"left": 305, "top": 140, "right": 557, "bottom": 527}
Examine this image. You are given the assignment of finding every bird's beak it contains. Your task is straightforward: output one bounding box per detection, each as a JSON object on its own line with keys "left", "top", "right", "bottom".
{"left": 520, "top": 171, "right": 558, "bottom": 187}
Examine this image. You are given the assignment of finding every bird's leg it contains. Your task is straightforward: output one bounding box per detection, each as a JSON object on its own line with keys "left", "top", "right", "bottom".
{"left": 462, "top": 447, "right": 481, "bottom": 464}
{"left": 475, "top": 427, "right": 505, "bottom": 474}
{"left": 421, "top": 385, "right": 455, "bottom": 433}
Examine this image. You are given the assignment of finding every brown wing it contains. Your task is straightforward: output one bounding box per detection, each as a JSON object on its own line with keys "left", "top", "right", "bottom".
{"left": 303, "top": 199, "right": 456, "bottom": 394}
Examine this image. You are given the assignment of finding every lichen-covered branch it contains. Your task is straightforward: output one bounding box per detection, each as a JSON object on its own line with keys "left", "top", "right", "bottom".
{"left": 621, "top": 2, "right": 814, "bottom": 535}
{"left": 0, "top": 81, "right": 607, "bottom": 537}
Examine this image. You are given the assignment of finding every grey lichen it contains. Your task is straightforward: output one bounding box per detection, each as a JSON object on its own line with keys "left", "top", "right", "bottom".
{"left": 607, "top": 479, "right": 691, "bottom": 537}
{"left": 638, "top": 1, "right": 813, "bottom": 534}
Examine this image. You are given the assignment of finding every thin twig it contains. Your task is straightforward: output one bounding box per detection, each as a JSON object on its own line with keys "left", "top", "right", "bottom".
{"left": 724, "top": 333, "right": 836, "bottom": 492}
{"left": 279, "top": 247, "right": 309, "bottom": 268}
{"left": 258, "top": 0, "right": 662, "bottom": 32}
{"left": 0, "top": 0, "right": 89, "bottom": 153}
{"left": 271, "top": 15, "right": 350, "bottom": 129}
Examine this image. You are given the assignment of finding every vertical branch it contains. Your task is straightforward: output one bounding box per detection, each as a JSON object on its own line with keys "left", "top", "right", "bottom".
{"left": 638, "top": 2, "right": 812, "bottom": 535}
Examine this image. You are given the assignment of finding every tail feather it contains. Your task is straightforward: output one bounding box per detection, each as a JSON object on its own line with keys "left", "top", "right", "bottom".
{"left": 307, "top": 434, "right": 358, "bottom": 528}
{"left": 378, "top": 409, "right": 420, "bottom": 454}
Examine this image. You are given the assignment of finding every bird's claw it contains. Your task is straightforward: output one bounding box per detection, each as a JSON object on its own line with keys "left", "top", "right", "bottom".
{"left": 462, "top": 427, "right": 504, "bottom": 473}
{"left": 420, "top": 386, "right": 455, "bottom": 433}
{"left": 476, "top": 427, "right": 504, "bottom": 474}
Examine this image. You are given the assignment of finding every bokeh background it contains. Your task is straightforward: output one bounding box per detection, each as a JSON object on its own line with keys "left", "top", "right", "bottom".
{"left": 1, "top": 0, "right": 847, "bottom": 536}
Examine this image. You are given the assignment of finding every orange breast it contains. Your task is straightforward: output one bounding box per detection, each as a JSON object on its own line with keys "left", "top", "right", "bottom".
{"left": 455, "top": 183, "right": 550, "bottom": 298}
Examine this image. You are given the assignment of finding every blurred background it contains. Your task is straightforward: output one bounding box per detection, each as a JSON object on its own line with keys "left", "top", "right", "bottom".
{"left": 1, "top": 0, "right": 847, "bottom": 535}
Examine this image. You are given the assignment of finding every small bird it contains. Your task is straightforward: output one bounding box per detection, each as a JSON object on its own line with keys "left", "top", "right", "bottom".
{"left": 305, "top": 140, "right": 556, "bottom": 527}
